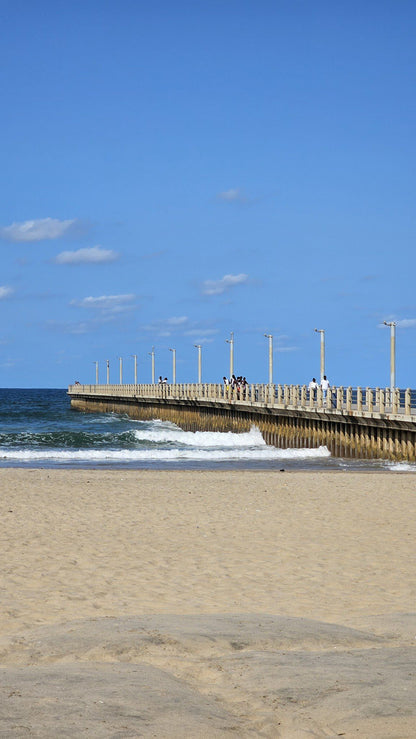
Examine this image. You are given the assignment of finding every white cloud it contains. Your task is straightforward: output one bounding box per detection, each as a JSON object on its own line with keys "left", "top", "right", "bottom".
{"left": 142, "top": 316, "right": 189, "bottom": 337}
{"left": 166, "top": 316, "right": 188, "bottom": 326}
{"left": 192, "top": 337, "right": 215, "bottom": 345}
{"left": 65, "top": 322, "right": 91, "bottom": 334}
{"left": 71, "top": 294, "right": 135, "bottom": 313}
{"left": 55, "top": 246, "right": 118, "bottom": 264}
{"left": 0, "top": 217, "right": 76, "bottom": 242}
{"left": 217, "top": 188, "right": 246, "bottom": 203}
{"left": 0, "top": 286, "right": 13, "bottom": 299}
{"left": 379, "top": 318, "right": 416, "bottom": 329}
{"left": 141, "top": 317, "right": 219, "bottom": 342}
{"left": 202, "top": 273, "right": 249, "bottom": 296}
{"left": 48, "top": 320, "right": 92, "bottom": 335}
{"left": 396, "top": 318, "right": 416, "bottom": 328}
{"left": 184, "top": 328, "right": 218, "bottom": 337}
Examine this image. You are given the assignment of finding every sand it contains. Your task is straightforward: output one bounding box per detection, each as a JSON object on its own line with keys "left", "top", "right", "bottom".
{"left": 0, "top": 469, "right": 415, "bottom": 737}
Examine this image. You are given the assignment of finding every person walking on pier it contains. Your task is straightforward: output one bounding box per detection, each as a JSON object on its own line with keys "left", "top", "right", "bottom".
{"left": 321, "top": 375, "right": 329, "bottom": 400}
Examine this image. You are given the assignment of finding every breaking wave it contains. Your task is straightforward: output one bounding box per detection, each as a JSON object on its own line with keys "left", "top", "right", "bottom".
{"left": 132, "top": 424, "right": 267, "bottom": 448}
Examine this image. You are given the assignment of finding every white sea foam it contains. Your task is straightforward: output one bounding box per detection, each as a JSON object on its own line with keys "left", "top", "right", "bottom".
{"left": 387, "top": 462, "right": 416, "bottom": 472}
{"left": 0, "top": 445, "right": 331, "bottom": 463}
{"left": 133, "top": 424, "right": 266, "bottom": 448}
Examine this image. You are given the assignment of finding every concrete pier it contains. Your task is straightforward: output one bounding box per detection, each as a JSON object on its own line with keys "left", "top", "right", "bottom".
{"left": 68, "top": 383, "right": 416, "bottom": 462}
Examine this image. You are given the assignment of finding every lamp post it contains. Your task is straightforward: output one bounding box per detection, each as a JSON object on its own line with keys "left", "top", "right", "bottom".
{"left": 148, "top": 346, "right": 155, "bottom": 384}
{"left": 106, "top": 359, "right": 110, "bottom": 385}
{"left": 118, "top": 356, "right": 123, "bottom": 384}
{"left": 194, "top": 344, "right": 202, "bottom": 383}
{"left": 131, "top": 354, "right": 137, "bottom": 384}
{"left": 383, "top": 321, "right": 397, "bottom": 391}
{"left": 264, "top": 334, "right": 273, "bottom": 384}
{"left": 314, "top": 328, "right": 325, "bottom": 382}
{"left": 169, "top": 348, "right": 176, "bottom": 383}
{"left": 93, "top": 361, "right": 99, "bottom": 384}
{"left": 225, "top": 331, "right": 234, "bottom": 379}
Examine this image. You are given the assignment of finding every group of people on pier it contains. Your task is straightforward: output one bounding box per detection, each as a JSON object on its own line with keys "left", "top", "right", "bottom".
{"left": 222, "top": 374, "right": 332, "bottom": 402}
{"left": 308, "top": 375, "right": 329, "bottom": 396}
{"left": 309, "top": 375, "right": 331, "bottom": 401}
{"left": 223, "top": 374, "right": 249, "bottom": 398}
{"left": 157, "top": 373, "right": 331, "bottom": 403}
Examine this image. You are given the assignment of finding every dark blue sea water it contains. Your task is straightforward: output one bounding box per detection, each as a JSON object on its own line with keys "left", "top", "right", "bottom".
{"left": 0, "top": 389, "right": 412, "bottom": 471}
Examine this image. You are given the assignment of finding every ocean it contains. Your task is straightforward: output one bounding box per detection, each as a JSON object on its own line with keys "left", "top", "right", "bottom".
{"left": 0, "top": 388, "right": 412, "bottom": 471}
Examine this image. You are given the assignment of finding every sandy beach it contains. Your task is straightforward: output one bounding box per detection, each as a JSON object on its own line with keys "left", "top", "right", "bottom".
{"left": 0, "top": 469, "right": 415, "bottom": 737}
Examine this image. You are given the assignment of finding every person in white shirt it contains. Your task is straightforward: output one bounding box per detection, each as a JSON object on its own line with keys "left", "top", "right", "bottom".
{"left": 308, "top": 377, "right": 318, "bottom": 399}
{"left": 321, "top": 375, "right": 329, "bottom": 399}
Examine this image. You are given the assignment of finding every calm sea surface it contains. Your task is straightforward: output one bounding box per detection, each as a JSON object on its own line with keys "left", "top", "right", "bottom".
{"left": 0, "top": 388, "right": 412, "bottom": 471}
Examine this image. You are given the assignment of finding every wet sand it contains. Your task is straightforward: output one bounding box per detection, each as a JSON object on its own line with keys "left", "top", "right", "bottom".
{"left": 0, "top": 469, "right": 415, "bottom": 737}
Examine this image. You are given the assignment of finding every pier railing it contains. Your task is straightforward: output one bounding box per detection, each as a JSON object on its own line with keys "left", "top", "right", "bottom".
{"left": 68, "top": 383, "right": 416, "bottom": 420}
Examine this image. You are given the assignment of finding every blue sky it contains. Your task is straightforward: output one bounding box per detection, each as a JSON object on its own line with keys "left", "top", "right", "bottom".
{"left": 1, "top": 0, "right": 415, "bottom": 388}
